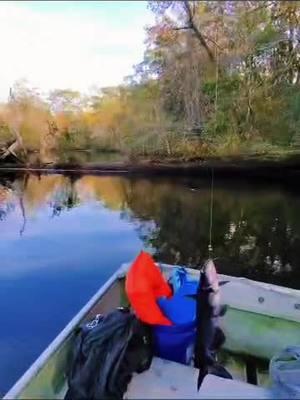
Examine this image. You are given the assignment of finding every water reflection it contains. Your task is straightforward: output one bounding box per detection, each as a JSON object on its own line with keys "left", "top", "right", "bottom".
{"left": 1, "top": 173, "right": 300, "bottom": 289}
{"left": 120, "top": 178, "right": 300, "bottom": 288}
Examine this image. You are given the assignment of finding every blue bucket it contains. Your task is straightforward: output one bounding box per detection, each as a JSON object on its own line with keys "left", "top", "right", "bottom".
{"left": 153, "top": 320, "right": 196, "bottom": 365}
{"left": 153, "top": 273, "right": 198, "bottom": 365}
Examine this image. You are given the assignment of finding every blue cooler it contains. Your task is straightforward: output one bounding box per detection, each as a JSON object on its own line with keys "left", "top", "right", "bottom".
{"left": 153, "top": 270, "right": 198, "bottom": 365}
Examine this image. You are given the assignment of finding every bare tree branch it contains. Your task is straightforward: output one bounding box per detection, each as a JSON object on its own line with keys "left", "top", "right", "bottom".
{"left": 173, "top": 25, "right": 223, "bottom": 50}
{"left": 242, "top": 1, "right": 272, "bottom": 16}
{"left": 0, "top": 141, "right": 20, "bottom": 160}
{"left": 173, "top": 26, "right": 191, "bottom": 31}
{"left": 202, "top": 34, "right": 223, "bottom": 51}
{"left": 183, "top": 0, "right": 215, "bottom": 63}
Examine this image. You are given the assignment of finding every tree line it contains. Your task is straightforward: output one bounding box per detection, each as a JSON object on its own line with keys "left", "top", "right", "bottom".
{"left": 0, "top": 1, "right": 299, "bottom": 164}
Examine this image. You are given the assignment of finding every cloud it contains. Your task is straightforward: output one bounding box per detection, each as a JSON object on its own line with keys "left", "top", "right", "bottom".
{"left": 0, "top": 1, "right": 154, "bottom": 100}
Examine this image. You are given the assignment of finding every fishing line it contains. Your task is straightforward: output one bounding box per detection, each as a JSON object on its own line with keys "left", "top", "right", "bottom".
{"left": 208, "top": 167, "right": 214, "bottom": 255}
{"left": 209, "top": 18, "right": 219, "bottom": 257}
{"left": 214, "top": 28, "right": 219, "bottom": 137}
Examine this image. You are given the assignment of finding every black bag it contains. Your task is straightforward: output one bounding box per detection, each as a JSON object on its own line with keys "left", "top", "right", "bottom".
{"left": 64, "top": 308, "right": 153, "bottom": 400}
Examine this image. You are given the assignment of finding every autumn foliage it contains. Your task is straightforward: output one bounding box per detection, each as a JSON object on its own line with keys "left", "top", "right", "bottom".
{"left": 0, "top": 1, "right": 300, "bottom": 164}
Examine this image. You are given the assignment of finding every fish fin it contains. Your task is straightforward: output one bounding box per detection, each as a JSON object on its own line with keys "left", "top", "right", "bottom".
{"left": 212, "top": 304, "right": 227, "bottom": 318}
{"left": 218, "top": 304, "right": 228, "bottom": 317}
{"left": 212, "top": 327, "right": 226, "bottom": 350}
{"left": 208, "top": 363, "right": 233, "bottom": 380}
{"left": 219, "top": 280, "right": 230, "bottom": 286}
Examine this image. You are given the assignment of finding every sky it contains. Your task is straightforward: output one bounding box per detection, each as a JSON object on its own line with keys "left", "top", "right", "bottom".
{"left": 0, "top": 1, "right": 154, "bottom": 101}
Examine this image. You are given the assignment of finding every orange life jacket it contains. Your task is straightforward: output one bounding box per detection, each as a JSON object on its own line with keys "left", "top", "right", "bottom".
{"left": 125, "top": 251, "right": 172, "bottom": 326}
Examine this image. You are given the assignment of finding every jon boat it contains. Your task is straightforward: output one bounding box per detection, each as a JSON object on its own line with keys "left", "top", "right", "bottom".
{"left": 4, "top": 262, "right": 300, "bottom": 399}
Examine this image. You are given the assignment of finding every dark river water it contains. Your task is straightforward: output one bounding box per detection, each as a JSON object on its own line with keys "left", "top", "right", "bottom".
{"left": 0, "top": 171, "right": 300, "bottom": 394}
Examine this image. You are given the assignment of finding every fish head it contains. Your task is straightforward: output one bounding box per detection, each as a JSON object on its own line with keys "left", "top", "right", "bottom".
{"left": 202, "top": 259, "right": 219, "bottom": 293}
{"left": 186, "top": 260, "right": 228, "bottom": 313}
{"left": 201, "top": 259, "right": 222, "bottom": 310}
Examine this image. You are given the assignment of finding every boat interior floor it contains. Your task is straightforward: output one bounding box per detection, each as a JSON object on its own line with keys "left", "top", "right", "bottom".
{"left": 125, "top": 357, "right": 274, "bottom": 399}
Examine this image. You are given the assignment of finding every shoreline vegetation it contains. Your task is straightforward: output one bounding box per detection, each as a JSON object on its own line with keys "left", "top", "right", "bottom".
{"left": 0, "top": 2, "right": 299, "bottom": 178}
{"left": 1, "top": 151, "right": 300, "bottom": 185}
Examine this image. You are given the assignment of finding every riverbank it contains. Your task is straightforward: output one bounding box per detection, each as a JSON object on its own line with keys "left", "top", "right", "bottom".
{"left": 1, "top": 153, "right": 300, "bottom": 186}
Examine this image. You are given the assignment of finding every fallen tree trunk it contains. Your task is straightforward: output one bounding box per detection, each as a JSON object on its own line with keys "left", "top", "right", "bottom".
{"left": 0, "top": 127, "right": 27, "bottom": 161}
{"left": 0, "top": 140, "right": 20, "bottom": 160}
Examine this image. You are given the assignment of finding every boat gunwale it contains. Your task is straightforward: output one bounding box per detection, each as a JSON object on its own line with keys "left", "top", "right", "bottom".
{"left": 155, "top": 262, "right": 300, "bottom": 295}
{"left": 154, "top": 263, "right": 300, "bottom": 323}
{"left": 3, "top": 265, "right": 127, "bottom": 400}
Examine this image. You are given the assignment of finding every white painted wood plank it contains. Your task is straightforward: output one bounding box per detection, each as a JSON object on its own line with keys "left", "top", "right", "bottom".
{"left": 200, "top": 375, "right": 273, "bottom": 399}
{"left": 125, "top": 358, "right": 274, "bottom": 399}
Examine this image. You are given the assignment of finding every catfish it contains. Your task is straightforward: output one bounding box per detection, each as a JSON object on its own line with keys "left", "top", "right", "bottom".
{"left": 188, "top": 259, "right": 232, "bottom": 389}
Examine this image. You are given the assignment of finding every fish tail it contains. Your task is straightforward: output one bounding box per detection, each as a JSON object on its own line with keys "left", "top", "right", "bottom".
{"left": 197, "top": 367, "right": 208, "bottom": 391}
{"left": 208, "top": 363, "right": 233, "bottom": 380}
